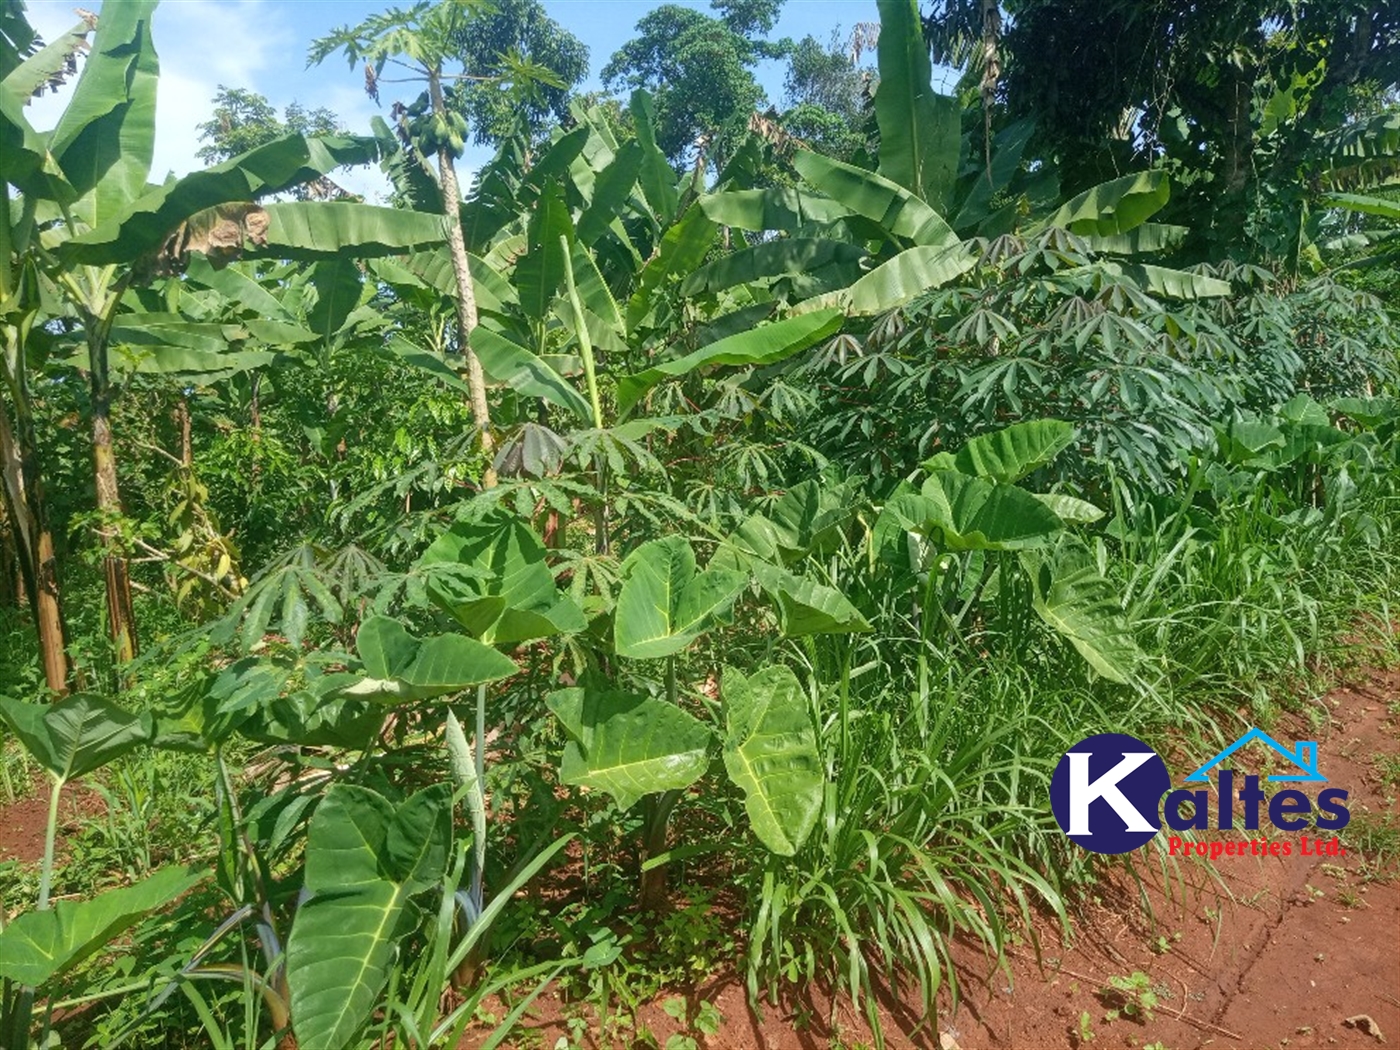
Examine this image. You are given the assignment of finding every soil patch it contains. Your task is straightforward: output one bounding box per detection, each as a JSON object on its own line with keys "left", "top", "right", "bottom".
{"left": 468, "top": 666, "right": 1400, "bottom": 1049}
{"left": 0, "top": 776, "right": 107, "bottom": 867}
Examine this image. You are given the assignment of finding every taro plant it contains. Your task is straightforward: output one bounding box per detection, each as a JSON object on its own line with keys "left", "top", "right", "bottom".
{"left": 874, "top": 419, "right": 1144, "bottom": 685}
{"left": 0, "top": 693, "right": 203, "bottom": 1047}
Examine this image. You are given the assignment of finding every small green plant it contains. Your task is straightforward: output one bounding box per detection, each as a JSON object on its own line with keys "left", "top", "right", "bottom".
{"left": 1149, "top": 931, "right": 1181, "bottom": 955}
{"left": 1101, "top": 971, "right": 1158, "bottom": 1023}
{"left": 660, "top": 994, "right": 723, "bottom": 1048}
{"left": 1078, "top": 1009, "right": 1096, "bottom": 1043}
{"left": 1372, "top": 753, "right": 1400, "bottom": 792}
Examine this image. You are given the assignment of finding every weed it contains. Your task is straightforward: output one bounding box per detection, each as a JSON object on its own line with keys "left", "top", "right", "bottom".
{"left": 1101, "top": 972, "right": 1159, "bottom": 1023}
{"left": 1078, "top": 1010, "right": 1096, "bottom": 1044}
{"left": 1340, "top": 812, "right": 1400, "bottom": 881}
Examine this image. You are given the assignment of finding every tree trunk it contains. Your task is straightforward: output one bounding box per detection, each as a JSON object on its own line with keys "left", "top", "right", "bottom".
{"left": 88, "top": 331, "right": 138, "bottom": 665}
{"left": 429, "top": 73, "right": 496, "bottom": 489}
{"left": 0, "top": 392, "right": 69, "bottom": 693}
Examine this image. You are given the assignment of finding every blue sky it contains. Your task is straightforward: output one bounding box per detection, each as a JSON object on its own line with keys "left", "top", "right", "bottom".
{"left": 21, "top": 0, "right": 923, "bottom": 199}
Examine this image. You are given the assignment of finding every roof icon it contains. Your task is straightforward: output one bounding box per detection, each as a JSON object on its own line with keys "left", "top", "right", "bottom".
{"left": 1183, "top": 727, "right": 1325, "bottom": 783}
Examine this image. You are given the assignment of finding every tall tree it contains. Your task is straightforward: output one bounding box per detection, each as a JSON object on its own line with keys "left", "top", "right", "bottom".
{"left": 777, "top": 30, "right": 874, "bottom": 161}
{"left": 196, "top": 86, "right": 342, "bottom": 163}
{"left": 603, "top": 0, "right": 785, "bottom": 161}
{"left": 448, "top": 0, "right": 587, "bottom": 147}
{"left": 312, "top": 1, "right": 563, "bottom": 489}
{"left": 923, "top": 0, "right": 1400, "bottom": 260}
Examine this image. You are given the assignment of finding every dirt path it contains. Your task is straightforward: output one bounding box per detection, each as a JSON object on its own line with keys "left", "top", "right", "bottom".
{"left": 937, "top": 666, "right": 1400, "bottom": 1050}
{"left": 486, "top": 665, "right": 1400, "bottom": 1050}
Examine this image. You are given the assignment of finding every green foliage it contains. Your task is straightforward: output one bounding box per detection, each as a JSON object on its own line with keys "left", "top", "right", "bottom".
{"left": 603, "top": 1, "right": 778, "bottom": 161}
{"left": 448, "top": 0, "right": 588, "bottom": 146}
{"left": 6, "top": 2, "right": 1400, "bottom": 1048}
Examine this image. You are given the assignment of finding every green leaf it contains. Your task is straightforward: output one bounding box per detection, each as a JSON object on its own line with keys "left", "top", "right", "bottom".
{"left": 1090, "top": 261, "right": 1231, "bottom": 299}
{"left": 616, "top": 309, "right": 842, "bottom": 417}
{"left": 681, "top": 238, "right": 867, "bottom": 298}
{"left": 698, "top": 187, "right": 853, "bottom": 232}
{"left": 815, "top": 244, "right": 974, "bottom": 315}
{"left": 419, "top": 513, "right": 585, "bottom": 644}
{"left": 0, "top": 693, "right": 152, "bottom": 781}
{"left": 727, "top": 478, "right": 859, "bottom": 565}
{"left": 516, "top": 179, "right": 574, "bottom": 324}
{"left": 304, "top": 784, "right": 395, "bottom": 892}
{"left": 912, "top": 472, "right": 1064, "bottom": 551}
{"left": 874, "top": 0, "right": 961, "bottom": 211}
{"left": 948, "top": 420, "right": 1076, "bottom": 483}
{"left": 383, "top": 784, "right": 453, "bottom": 892}
{"left": 579, "top": 139, "right": 643, "bottom": 243}
{"left": 547, "top": 688, "right": 711, "bottom": 810}
{"left": 251, "top": 202, "right": 447, "bottom": 260}
{"left": 720, "top": 666, "right": 821, "bottom": 856}
{"left": 1038, "top": 172, "right": 1170, "bottom": 237}
{"left": 614, "top": 537, "right": 747, "bottom": 659}
{"left": 351, "top": 617, "right": 517, "bottom": 701}
{"left": 627, "top": 201, "right": 718, "bottom": 331}
{"left": 62, "top": 136, "right": 384, "bottom": 264}
{"left": 288, "top": 881, "right": 409, "bottom": 1050}
{"left": 751, "top": 563, "right": 870, "bottom": 637}
{"left": 0, "top": 23, "right": 93, "bottom": 201}
{"left": 793, "top": 150, "right": 959, "bottom": 249}
{"left": 50, "top": 0, "right": 157, "bottom": 230}
{"left": 1034, "top": 493, "right": 1105, "bottom": 524}
{"left": 1021, "top": 548, "right": 1143, "bottom": 684}
{"left": 382, "top": 336, "right": 474, "bottom": 396}
{"left": 0, "top": 865, "right": 204, "bottom": 986}
{"left": 471, "top": 327, "right": 592, "bottom": 423}
{"left": 184, "top": 256, "right": 294, "bottom": 320}
{"left": 305, "top": 258, "right": 364, "bottom": 341}
{"left": 630, "top": 90, "right": 678, "bottom": 223}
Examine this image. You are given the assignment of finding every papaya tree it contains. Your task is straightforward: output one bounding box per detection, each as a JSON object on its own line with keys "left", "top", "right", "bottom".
{"left": 310, "top": 1, "right": 572, "bottom": 489}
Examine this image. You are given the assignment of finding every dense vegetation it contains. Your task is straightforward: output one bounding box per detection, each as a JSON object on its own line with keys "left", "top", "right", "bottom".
{"left": 1, "top": 0, "right": 1398, "bottom": 1046}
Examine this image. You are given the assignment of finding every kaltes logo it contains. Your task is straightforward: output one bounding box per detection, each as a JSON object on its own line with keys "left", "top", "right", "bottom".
{"left": 1050, "top": 729, "right": 1351, "bottom": 856}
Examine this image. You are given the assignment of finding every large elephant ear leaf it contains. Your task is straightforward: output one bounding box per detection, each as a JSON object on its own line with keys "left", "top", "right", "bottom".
{"left": 0, "top": 865, "right": 205, "bottom": 986}
{"left": 419, "top": 513, "right": 585, "bottom": 644}
{"left": 614, "top": 537, "right": 747, "bottom": 659}
{"left": 947, "top": 420, "right": 1076, "bottom": 483}
{"left": 720, "top": 666, "right": 822, "bottom": 856}
{"left": 546, "top": 688, "right": 712, "bottom": 810}
{"left": 752, "top": 564, "right": 870, "bottom": 637}
{"left": 288, "top": 783, "right": 410, "bottom": 1050}
{"left": 729, "top": 477, "right": 860, "bottom": 565}
{"left": 1019, "top": 547, "right": 1143, "bottom": 685}
{"left": 350, "top": 617, "right": 517, "bottom": 701}
{"left": 383, "top": 784, "right": 453, "bottom": 892}
{"left": 918, "top": 472, "right": 1064, "bottom": 550}
{"left": 0, "top": 693, "right": 152, "bottom": 781}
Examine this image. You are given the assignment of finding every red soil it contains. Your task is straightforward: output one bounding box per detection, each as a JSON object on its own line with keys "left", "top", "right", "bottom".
{"left": 472, "top": 666, "right": 1400, "bottom": 1050}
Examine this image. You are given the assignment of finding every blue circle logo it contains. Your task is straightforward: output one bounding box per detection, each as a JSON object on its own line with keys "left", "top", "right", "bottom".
{"left": 1050, "top": 733, "right": 1170, "bottom": 854}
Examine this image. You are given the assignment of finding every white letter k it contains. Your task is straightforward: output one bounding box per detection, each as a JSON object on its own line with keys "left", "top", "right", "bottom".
{"left": 1067, "top": 752, "right": 1157, "bottom": 836}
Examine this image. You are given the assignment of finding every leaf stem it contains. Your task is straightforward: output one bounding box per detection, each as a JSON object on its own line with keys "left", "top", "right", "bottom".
{"left": 37, "top": 775, "right": 64, "bottom": 910}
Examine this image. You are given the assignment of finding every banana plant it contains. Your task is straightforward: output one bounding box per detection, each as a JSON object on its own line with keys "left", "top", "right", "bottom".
{"left": 692, "top": 0, "right": 1219, "bottom": 319}
{"left": 2, "top": 0, "right": 446, "bottom": 669}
